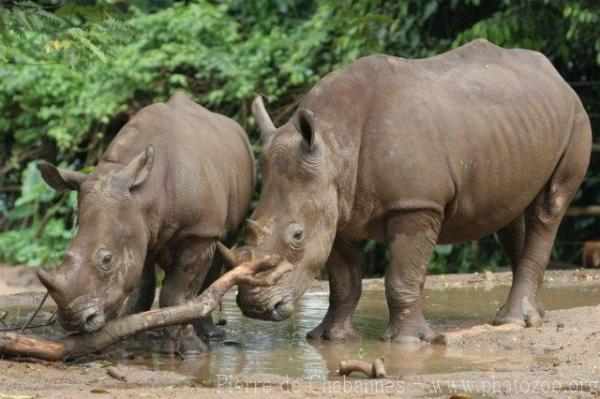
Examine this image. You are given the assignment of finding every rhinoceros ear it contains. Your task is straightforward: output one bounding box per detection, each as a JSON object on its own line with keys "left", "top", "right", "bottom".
{"left": 116, "top": 144, "right": 155, "bottom": 190}
{"left": 252, "top": 95, "right": 277, "bottom": 149}
{"left": 37, "top": 161, "right": 87, "bottom": 191}
{"left": 295, "top": 108, "right": 317, "bottom": 152}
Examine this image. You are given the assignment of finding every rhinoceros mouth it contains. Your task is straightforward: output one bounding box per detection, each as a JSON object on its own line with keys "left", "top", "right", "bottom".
{"left": 270, "top": 299, "right": 294, "bottom": 321}
{"left": 237, "top": 290, "right": 295, "bottom": 321}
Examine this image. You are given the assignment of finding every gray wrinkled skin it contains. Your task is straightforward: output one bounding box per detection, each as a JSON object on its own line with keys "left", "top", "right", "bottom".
{"left": 237, "top": 39, "right": 592, "bottom": 343}
{"left": 37, "top": 92, "right": 254, "bottom": 354}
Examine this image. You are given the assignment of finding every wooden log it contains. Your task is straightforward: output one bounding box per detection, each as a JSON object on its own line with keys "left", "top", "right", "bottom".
{"left": 0, "top": 255, "right": 288, "bottom": 362}
{"left": 432, "top": 323, "right": 523, "bottom": 346}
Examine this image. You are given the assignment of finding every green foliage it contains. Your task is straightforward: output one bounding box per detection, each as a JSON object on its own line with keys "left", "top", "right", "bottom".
{"left": 0, "top": 162, "right": 76, "bottom": 268}
{"left": 1, "top": 0, "right": 599, "bottom": 273}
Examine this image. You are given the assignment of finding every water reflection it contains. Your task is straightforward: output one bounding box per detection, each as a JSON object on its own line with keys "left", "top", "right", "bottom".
{"left": 123, "top": 284, "right": 600, "bottom": 379}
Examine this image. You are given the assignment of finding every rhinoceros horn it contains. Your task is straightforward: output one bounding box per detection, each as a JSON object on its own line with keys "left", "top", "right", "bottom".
{"left": 36, "top": 269, "right": 67, "bottom": 303}
{"left": 216, "top": 241, "right": 238, "bottom": 268}
{"left": 252, "top": 95, "right": 277, "bottom": 148}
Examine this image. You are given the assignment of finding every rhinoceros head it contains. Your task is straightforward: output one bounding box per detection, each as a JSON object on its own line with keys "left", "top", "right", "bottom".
{"left": 36, "top": 145, "right": 154, "bottom": 333}
{"left": 224, "top": 97, "right": 339, "bottom": 321}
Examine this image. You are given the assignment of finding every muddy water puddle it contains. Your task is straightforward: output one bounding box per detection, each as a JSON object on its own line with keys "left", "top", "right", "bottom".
{"left": 2, "top": 284, "right": 600, "bottom": 380}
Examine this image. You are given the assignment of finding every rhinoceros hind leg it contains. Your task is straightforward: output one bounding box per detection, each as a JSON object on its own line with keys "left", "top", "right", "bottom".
{"left": 307, "top": 239, "right": 363, "bottom": 341}
{"left": 382, "top": 210, "right": 441, "bottom": 344}
{"left": 495, "top": 214, "right": 546, "bottom": 327}
{"left": 496, "top": 214, "right": 526, "bottom": 271}
{"left": 495, "top": 113, "right": 591, "bottom": 327}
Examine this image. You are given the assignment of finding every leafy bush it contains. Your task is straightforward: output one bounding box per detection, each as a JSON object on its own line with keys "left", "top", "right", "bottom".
{"left": 0, "top": 161, "right": 76, "bottom": 268}
{"left": 1, "top": 0, "right": 599, "bottom": 273}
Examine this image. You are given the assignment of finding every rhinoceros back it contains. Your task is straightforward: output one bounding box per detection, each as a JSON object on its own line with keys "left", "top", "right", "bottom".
{"left": 102, "top": 92, "right": 254, "bottom": 243}
{"left": 299, "top": 39, "right": 589, "bottom": 243}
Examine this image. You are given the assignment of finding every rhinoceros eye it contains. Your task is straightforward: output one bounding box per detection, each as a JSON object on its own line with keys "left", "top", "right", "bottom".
{"left": 285, "top": 223, "right": 305, "bottom": 248}
{"left": 293, "top": 230, "right": 304, "bottom": 241}
{"left": 98, "top": 249, "right": 113, "bottom": 268}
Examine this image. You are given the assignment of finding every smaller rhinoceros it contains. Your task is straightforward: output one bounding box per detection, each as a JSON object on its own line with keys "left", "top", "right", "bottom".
{"left": 36, "top": 92, "right": 254, "bottom": 355}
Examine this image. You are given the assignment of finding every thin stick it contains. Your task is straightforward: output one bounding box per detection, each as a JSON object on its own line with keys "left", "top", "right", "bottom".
{"left": 0, "top": 323, "right": 59, "bottom": 333}
{"left": 0, "top": 255, "right": 289, "bottom": 362}
{"left": 20, "top": 292, "right": 49, "bottom": 333}
{"left": 48, "top": 310, "right": 58, "bottom": 324}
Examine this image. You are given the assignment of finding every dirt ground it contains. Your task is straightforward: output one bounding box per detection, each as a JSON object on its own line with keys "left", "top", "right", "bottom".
{"left": 1, "top": 264, "right": 600, "bottom": 398}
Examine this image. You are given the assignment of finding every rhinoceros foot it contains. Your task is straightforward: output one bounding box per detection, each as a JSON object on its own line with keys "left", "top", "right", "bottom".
{"left": 494, "top": 296, "right": 545, "bottom": 328}
{"left": 381, "top": 317, "right": 436, "bottom": 345}
{"left": 194, "top": 316, "right": 225, "bottom": 340}
{"left": 159, "top": 325, "right": 209, "bottom": 356}
{"left": 307, "top": 322, "right": 362, "bottom": 341}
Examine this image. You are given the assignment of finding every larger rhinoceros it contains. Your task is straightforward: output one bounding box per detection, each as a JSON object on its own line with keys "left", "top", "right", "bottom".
{"left": 37, "top": 92, "right": 255, "bottom": 354}
{"left": 219, "top": 39, "right": 591, "bottom": 344}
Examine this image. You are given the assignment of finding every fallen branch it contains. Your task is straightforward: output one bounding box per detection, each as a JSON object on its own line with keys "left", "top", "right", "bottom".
{"left": 432, "top": 323, "right": 523, "bottom": 346}
{"left": 0, "top": 255, "right": 287, "bottom": 362}
{"left": 338, "top": 358, "right": 386, "bottom": 378}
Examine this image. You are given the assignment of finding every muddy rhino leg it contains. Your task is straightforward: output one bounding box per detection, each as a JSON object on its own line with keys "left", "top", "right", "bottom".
{"left": 159, "top": 238, "right": 215, "bottom": 356}
{"left": 120, "top": 257, "right": 156, "bottom": 316}
{"left": 495, "top": 114, "right": 590, "bottom": 327}
{"left": 494, "top": 214, "right": 546, "bottom": 326}
{"left": 382, "top": 210, "right": 441, "bottom": 344}
{"left": 307, "top": 239, "right": 362, "bottom": 341}
{"left": 194, "top": 254, "right": 225, "bottom": 340}
{"left": 494, "top": 200, "right": 566, "bottom": 327}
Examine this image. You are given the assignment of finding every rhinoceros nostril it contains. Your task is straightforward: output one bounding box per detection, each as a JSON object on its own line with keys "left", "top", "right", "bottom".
{"left": 273, "top": 299, "right": 284, "bottom": 310}
{"left": 82, "top": 310, "right": 105, "bottom": 333}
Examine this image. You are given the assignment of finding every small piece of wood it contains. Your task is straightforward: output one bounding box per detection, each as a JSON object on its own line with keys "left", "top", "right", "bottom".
{"left": 107, "top": 368, "right": 127, "bottom": 382}
{"left": 0, "top": 255, "right": 287, "bottom": 362}
{"left": 432, "top": 323, "right": 523, "bottom": 346}
{"left": 338, "top": 358, "right": 386, "bottom": 378}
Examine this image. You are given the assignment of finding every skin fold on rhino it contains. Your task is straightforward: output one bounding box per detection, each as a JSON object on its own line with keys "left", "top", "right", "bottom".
{"left": 36, "top": 92, "right": 255, "bottom": 355}
{"left": 220, "top": 39, "right": 592, "bottom": 344}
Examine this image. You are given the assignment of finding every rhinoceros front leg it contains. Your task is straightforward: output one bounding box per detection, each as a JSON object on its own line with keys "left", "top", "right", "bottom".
{"left": 307, "top": 239, "right": 362, "bottom": 341}
{"left": 158, "top": 238, "right": 215, "bottom": 356}
{"left": 194, "top": 253, "right": 225, "bottom": 340}
{"left": 382, "top": 210, "right": 441, "bottom": 344}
